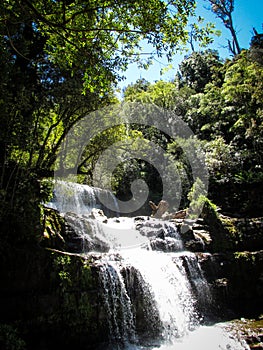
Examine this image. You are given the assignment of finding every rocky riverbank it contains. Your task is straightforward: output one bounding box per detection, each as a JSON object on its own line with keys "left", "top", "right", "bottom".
{"left": 0, "top": 201, "right": 263, "bottom": 349}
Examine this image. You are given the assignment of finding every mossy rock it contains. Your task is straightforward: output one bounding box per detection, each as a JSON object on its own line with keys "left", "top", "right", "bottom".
{"left": 41, "top": 208, "right": 66, "bottom": 250}
{"left": 201, "top": 199, "right": 263, "bottom": 252}
{"left": 201, "top": 199, "right": 235, "bottom": 252}
{"left": 0, "top": 246, "right": 110, "bottom": 349}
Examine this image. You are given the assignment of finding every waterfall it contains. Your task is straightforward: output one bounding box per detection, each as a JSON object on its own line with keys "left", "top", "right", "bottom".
{"left": 122, "top": 250, "right": 200, "bottom": 340}
{"left": 96, "top": 259, "right": 137, "bottom": 345}
{"left": 180, "top": 252, "right": 213, "bottom": 318}
{"left": 48, "top": 180, "right": 119, "bottom": 215}
{"left": 92, "top": 248, "right": 248, "bottom": 350}
{"left": 49, "top": 181, "right": 249, "bottom": 350}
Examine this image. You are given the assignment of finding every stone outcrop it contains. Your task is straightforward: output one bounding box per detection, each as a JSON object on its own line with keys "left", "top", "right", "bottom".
{"left": 0, "top": 247, "right": 107, "bottom": 349}
{"left": 135, "top": 216, "right": 212, "bottom": 253}
{"left": 120, "top": 265, "right": 162, "bottom": 341}
{"left": 41, "top": 208, "right": 110, "bottom": 253}
{"left": 200, "top": 199, "right": 263, "bottom": 253}
{"left": 197, "top": 250, "right": 263, "bottom": 318}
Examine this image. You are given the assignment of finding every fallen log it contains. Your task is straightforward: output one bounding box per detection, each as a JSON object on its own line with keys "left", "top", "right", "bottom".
{"left": 149, "top": 200, "right": 187, "bottom": 220}
{"left": 149, "top": 200, "right": 169, "bottom": 218}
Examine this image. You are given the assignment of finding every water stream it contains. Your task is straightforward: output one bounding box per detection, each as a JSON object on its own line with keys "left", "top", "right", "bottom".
{"left": 48, "top": 181, "right": 249, "bottom": 349}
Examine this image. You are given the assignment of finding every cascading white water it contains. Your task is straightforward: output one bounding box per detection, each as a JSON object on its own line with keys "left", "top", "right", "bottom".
{"left": 48, "top": 181, "right": 249, "bottom": 350}
{"left": 122, "top": 250, "right": 200, "bottom": 340}
{"left": 48, "top": 180, "right": 119, "bottom": 215}
{"left": 93, "top": 247, "right": 248, "bottom": 350}
{"left": 97, "top": 259, "right": 137, "bottom": 345}
{"left": 180, "top": 252, "right": 213, "bottom": 316}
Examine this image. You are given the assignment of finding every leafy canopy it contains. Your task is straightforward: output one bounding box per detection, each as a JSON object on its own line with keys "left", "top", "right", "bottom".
{"left": 1, "top": 0, "right": 201, "bottom": 93}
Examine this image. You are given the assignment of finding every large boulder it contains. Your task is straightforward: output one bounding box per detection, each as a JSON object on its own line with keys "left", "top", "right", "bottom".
{"left": 197, "top": 250, "right": 263, "bottom": 318}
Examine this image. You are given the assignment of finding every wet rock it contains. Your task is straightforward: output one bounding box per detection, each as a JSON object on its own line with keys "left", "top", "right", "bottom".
{"left": 194, "top": 230, "right": 212, "bottom": 245}
{"left": 227, "top": 319, "right": 263, "bottom": 350}
{"left": 214, "top": 278, "right": 228, "bottom": 287}
{"left": 192, "top": 223, "right": 208, "bottom": 230}
{"left": 150, "top": 238, "right": 166, "bottom": 251}
{"left": 183, "top": 218, "right": 197, "bottom": 226}
{"left": 164, "top": 223, "right": 179, "bottom": 238}
{"left": 62, "top": 213, "right": 110, "bottom": 253}
{"left": 150, "top": 237, "right": 182, "bottom": 252}
{"left": 156, "top": 228, "right": 165, "bottom": 240}
{"left": 170, "top": 218, "right": 184, "bottom": 224}
{"left": 180, "top": 223, "right": 192, "bottom": 234}
{"left": 184, "top": 238, "right": 205, "bottom": 252}
{"left": 134, "top": 216, "right": 147, "bottom": 221}
{"left": 196, "top": 218, "right": 205, "bottom": 225}
{"left": 136, "top": 220, "right": 163, "bottom": 237}
{"left": 166, "top": 209, "right": 187, "bottom": 220}
{"left": 120, "top": 265, "right": 162, "bottom": 342}
{"left": 180, "top": 225, "right": 195, "bottom": 240}
{"left": 42, "top": 207, "right": 66, "bottom": 250}
{"left": 89, "top": 208, "right": 108, "bottom": 223}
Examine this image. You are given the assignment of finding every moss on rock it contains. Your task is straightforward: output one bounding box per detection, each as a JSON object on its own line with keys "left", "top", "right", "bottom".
{"left": 0, "top": 244, "right": 110, "bottom": 349}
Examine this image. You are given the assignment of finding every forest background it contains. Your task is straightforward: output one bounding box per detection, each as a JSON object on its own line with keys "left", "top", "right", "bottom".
{"left": 0, "top": 0, "right": 262, "bottom": 246}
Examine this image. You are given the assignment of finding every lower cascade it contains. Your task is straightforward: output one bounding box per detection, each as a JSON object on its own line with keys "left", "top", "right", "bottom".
{"left": 93, "top": 248, "right": 248, "bottom": 350}
{"left": 47, "top": 182, "right": 249, "bottom": 350}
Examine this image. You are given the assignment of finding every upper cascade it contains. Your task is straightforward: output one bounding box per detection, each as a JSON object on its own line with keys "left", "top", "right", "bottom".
{"left": 47, "top": 180, "right": 119, "bottom": 216}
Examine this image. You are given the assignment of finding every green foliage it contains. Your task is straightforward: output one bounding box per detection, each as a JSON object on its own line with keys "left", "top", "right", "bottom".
{"left": 0, "top": 0, "right": 262, "bottom": 231}
{"left": 124, "top": 79, "right": 180, "bottom": 110}
{"left": 1, "top": 0, "right": 216, "bottom": 240}
{"left": 200, "top": 196, "right": 219, "bottom": 220}
{"left": 124, "top": 78, "right": 197, "bottom": 116}
{"left": 0, "top": 324, "right": 26, "bottom": 350}
{"left": 187, "top": 178, "right": 207, "bottom": 217}
{"left": 184, "top": 52, "right": 263, "bottom": 182}
{"left": 1, "top": 0, "right": 204, "bottom": 96}
{"left": 0, "top": 166, "right": 42, "bottom": 244}
{"left": 220, "top": 217, "right": 238, "bottom": 237}
{"left": 121, "top": 50, "right": 263, "bottom": 215}
{"left": 222, "top": 53, "right": 263, "bottom": 139}
{"left": 51, "top": 252, "right": 95, "bottom": 330}
{"left": 54, "top": 254, "right": 73, "bottom": 290}
{"left": 187, "top": 17, "right": 221, "bottom": 52}
{"left": 2, "top": 0, "right": 205, "bottom": 178}
{"left": 39, "top": 178, "right": 54, "bottom": 204}
{"left": 179, "top": 50, "right": 223, "bottom": 92}
{"left": 204, "top": 137, "right": 241, "bottom": 179}
{"left": 77, "top": 124, "right": 130, "bottom": 183}
{"left": 234, "top": 170, "right": 263, "bottom": 184}
{"left": 234, "top": 251, "right": 256, "bottom": 264}
{"left": 123, "top": 79, "right": 151, "bottom": 100}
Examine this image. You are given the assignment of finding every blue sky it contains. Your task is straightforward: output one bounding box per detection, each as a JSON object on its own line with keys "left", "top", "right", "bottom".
{"left": 118, "top": 0, "right": 263, "bottom": 93}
